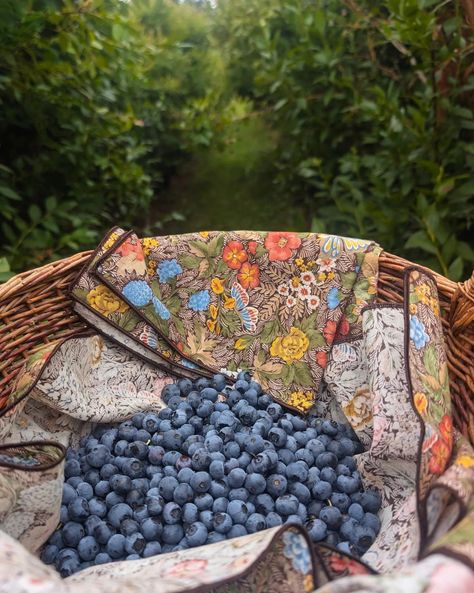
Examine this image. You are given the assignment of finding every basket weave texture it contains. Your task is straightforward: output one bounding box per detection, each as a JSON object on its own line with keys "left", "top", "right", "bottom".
{"left": 1, "top": 250, "right": 473, "bottom": 445}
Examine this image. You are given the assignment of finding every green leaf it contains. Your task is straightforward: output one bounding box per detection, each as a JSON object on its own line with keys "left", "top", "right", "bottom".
{"left": 280, "top": 364, "right": 295, "bottom": 386}
{"left": 306, "top": 329, "right": 326, "bottom": 349}
{"left": 340, "top": 271, "right": 357, "bottom": 290}
{"left": 423, "top": 344, "right": 438, "bottom": 379}
{"left": 405, "top": 231, "right": 438, "bottom": 255}
{"left": 0, "top": 186, "right": 21, "bottom": 200}
{"left": 292, "top": 362, "right": 313, "bottom": 387}
{"left": 28, "top": 204, "right": 42, "bottom": 224}
{"left": 180, "top": 255, "right": 201, "bottom": 269}
{"left": 448, "top": 257, "right": 464, "bottom": 281}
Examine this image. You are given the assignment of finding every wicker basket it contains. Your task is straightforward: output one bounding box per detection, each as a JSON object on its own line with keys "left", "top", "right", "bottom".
{"left": 1, "top": 249, "right": 473, "bottom": 445}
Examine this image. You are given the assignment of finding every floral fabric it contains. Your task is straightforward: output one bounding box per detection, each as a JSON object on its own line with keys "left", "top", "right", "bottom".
{"left": 71, "top": 228, "right": 381, "bottom": 411}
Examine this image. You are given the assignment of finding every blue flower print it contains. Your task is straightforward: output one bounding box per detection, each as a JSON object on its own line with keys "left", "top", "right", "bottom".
{"left": 152, "top": 296, "right": 170, "bottom": 320}
{"left": 188, "top": 290, "right": 210, "bottom": 312}
{"left": 410, "top": 314, "right": 430, "bottom": 349}
{"left": 327, "top": 287, "right": 340, "bottom": 310}
{"left": 181, "top": 359, "right": 198, "bottom": 369}
{"left": 122, "top": 280, "right": 153, "bottom": 307}
{"left": 158, "top": 259, "right": 182, "bottom": 283}
{"left": 282, "top": 530, "right": 311, "bottom": 574}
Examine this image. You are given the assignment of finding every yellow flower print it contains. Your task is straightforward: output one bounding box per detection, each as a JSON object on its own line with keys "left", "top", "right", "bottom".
{"left": 163, "top": 350, "right": 171, "bottom": 358}
{"left": 288, "top": 390, "right": 313, "bottom": 411}
{"left": 295, "top": 258, "right": 304, "bottom": 267}
{"left": 209, "top": 304, "right": 218, "bottom": 320}
{"left": 409, "top": 303, "right": 417, "bottom": 314}
{"left": 199, "top": 231, "right": 209, "bottom": 238}
{"left": 304, "top": 574, "right": 314, "bottom": 592}
{"left": 291, "top": 276, "right": 301, "bottom": 288}
{"left": 142, "top": 237, "right": 159, "bottom": 256}
{"left": 223, "top": 295, "right": 236, "bottom": 310}
{"left": 456, "top": 455, "right": 474, "bottom": 468}
{"left": 103, "top": 231, "right": 120, "bottom": 251}
{"left": 430, "top": 297, "right": 440, "bottom": 317}
{"left": 146, "top": 259, "right": 157, "bottom": 277}
{"left": 234, "top": 338, "right": 247, "bottom": 350}
{"left": 414, "top": 392, "right": 427, "bottom": 415}
{"left": 327, "top": 271, "right": 335, "bottom": 280}
{"left": 317, "top": 272, "right": 326, "bottom": 283}
{"left": 300, "top": 264, "right": 308, "bottom": 272}
{"left": 207, "top": 319, "right": 217, "bottom": 333}
{"left": 211, "top": 278, "right": 224, "bottom": 294}
{"left": 415, "top": 283, "right": 431, "bottom": 305}
{"left": 270, "top": 327, "right": 309, "bottom": 364}
{"left": 87, "top": 284, "right": 128, "bottom": 318}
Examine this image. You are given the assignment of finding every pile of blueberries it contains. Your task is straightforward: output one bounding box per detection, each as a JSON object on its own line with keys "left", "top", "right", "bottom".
{"left": 42, "top": 372, "right": 381, "bottom": 577}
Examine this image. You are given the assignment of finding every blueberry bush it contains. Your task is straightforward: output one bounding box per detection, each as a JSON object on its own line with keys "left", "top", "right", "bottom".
{"left": 1, "top": 0, "right": 473, "bottom": 280}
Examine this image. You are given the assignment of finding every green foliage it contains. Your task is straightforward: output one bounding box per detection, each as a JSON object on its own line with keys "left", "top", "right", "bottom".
{"left": 1, "top": 0, "right": 473, "bottom": 281}
{"left": 215, "top": 0, "right": 474, "bottom": 279}
{"left": 0, "top": 0, "right": 219, "bottom": 271}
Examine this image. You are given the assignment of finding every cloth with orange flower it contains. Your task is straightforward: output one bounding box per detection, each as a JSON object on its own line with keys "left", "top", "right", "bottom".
{"left": 0, "top": 227, "right": 473, "bottom": 593}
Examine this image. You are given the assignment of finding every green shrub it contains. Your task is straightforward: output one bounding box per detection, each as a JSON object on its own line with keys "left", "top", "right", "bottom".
{"left": 215, "top": 0, "right": 474, "bottom": 279}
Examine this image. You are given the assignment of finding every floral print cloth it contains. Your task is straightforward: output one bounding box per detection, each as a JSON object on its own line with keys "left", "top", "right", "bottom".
{"left": 1, "top": 229, "right": 473, "bottom": 593}
{"left": 70, "top": 228, "right": 381, "bottom": 411}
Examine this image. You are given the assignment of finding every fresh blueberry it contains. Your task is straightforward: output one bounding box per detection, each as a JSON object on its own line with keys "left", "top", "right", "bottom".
{"left": 246, "top": 513, "right": 266, "bottom": 533}
{"left": 163, "top": 502, "right": 182, "bottom": 524}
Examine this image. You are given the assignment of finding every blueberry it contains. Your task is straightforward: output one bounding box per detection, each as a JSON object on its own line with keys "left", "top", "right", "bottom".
{"left": 190, "top": 471, "right": 211, "bottom": 493}
{"left": 108, "top": 503, "right": 133, "bottom": 528}
{"left": 315, "top": 452, "right": 338, "bottom": 469}
{"left": 126, "top": 489, "right": 145, "bottom": 509}
{"left": 288, "top": 483, "right": 311, "bottom": 504}
{"left": 307, "top": 501, "right": 323, "bottom": 518}
{"left": 162, "top": 524, "right": 184, "bottom": 545}
{"left": 336, "top": 464, "right": 351, "bottom": 477}
{"left": 163, "top": 501, "right": 182, "bottom": 524}
{"left": 146, "top": 496, "right": 163, "bottom": 517}
{"left": 294, "top": 448, "right": 314, "bottom": 466}
{"left": 89, "top": 497, "right": 107, "bottom": 518}
{"left": 286, "top": 462, "right": 308, "bottom": 482}
{"left": 238, "top": 405, "right": 257, "bottom": 426}
{"left": 68, "top": 497, "right": 89, "bottom": 522}
{"left": 353, "top": 525, "right": 376, "bottom": 553}
{"left": 162, "top": 383, "right": 181, "bottom": 403}
{"left": 199, "top": 510, "right": 214, "bottom": 529}
{"left": 132, "top": 477, "right": 150, "bottom": 493}
{"left": 237, "top": 452, "right": 252, "bottom": 469}
{"left": 348, "top": 502, "right": 364, "bottom": 521}
{"left": 86, "top": 444, "right": 110, "bottom": 468}
{"left": 255, "top": 493, "right": 274, "bottom": 514}
{"left": 61, "top": 521, "right": 84, "bottom": 547}
{"left": 228, "top": 524, "right": 248, "bottom": 539}
{"left": 307, "top": 518, "right": 327, "bottom": 542}
{"left": 159, "top": 476, "right": 179, "bottom": 500}
{"left": 337, "top": 541, "right": 354, "bottom": 554}
{"left": 340, "top": 456, "right": 357, "bottom": 472}
{"left": 174, "top": 483, "right": 194, "bottom": 505}
{"left": 228, "top": 488, "right": 249, "bottom": 502}
{"left": 212, "top": 373, "right": 227, "bottom": 391}
{"left": 192, "top": 450, "right": 212, "bottom": 471}
{"left": 84, "top": 515, "right": 102, "bottom": 537}
{"left": 143, "top": 541, "right": 162, "bottom": 558}
{"left": 362, "top": 512, "right": 381, "bottom": 533}
{"left": 257, "top": 394, "right": 271, "bottom": 409}
{"left": 244, "top": 473, "right": 266, "bottom": 495}
{"left": 246, "top": 513, "right": 266, "bottom": 533}
{"left": 250, "top": 450, "right": 278, "bottom": 475}
{"left": 227, "top": 499, "right": 249, "bottom": 524}
{"left": 353, "top": 490, "right": 382, "bottom": 513}
{"left": 267, "top": 427, "right": 287, "bottom": 448}
{"left": 290, "top": 415, "right": 307, "bottom": 431}
{"left": 209, "top": 459, "right": 224, "bottom": 480}
{"left": 212, "top": 497, "right": 228, "bottom": 513}
{"left": 336, "top": 475, "right": 359, "bottom": 494}
{"left": 209, "top": 480, "right": 229, "bottom": 499}
{"left": 95, "top": 552, "right": 112, "bottom": 565}
{"left": 77, "top": 536, "right": 99, "bottom": 561}
{"left": 100, "top": 463, "right": 118, "bottom": 480}
{"left": 62, "top": 483, "right": 77, "bottom": 505}
{"left": 331, "top": 492, "right": 351, "bottom": 512}
{"left": 106, "top": 533, "right": 126, "bottom": 559}
{"left": 245, "top": 435, "right": 265, "bottom": 455}
{"left": 207, "top": 531, "right": 226, "bottom": 543}
{"left": 223, "top": 441, "right": 240, "bottom": 459}
{"left": 120, "top": 518, "right": 140, "bottom": 536}
{"left": 320, "top": 467, "right": 337, "bottom": 485}
{"left": 285, "top": 435, "right": 298, "bottom": 452}
{"left": 275, "top": 494, "right": 299, "bottom": 516}
{"left": 178, "top": 424, "right": 194, "bottom": 440}
{"left": 163, "top": 466, "right": 178, "bottom": 478}
{"left": 227, "top": 468, "right": 246, "bottom": 488}
{"left": 183, "top": 502, "right": 199, "bottom": 524}
{"left": 65, "top": 459, "right": 81, "bottom": 478}
{"left": 195, "top": 493, "right": 213, "bottom": 511}
{"left": 312, "top": 480, "right": 332, "bottom": 500}
{"left": 340, "top": 517, "right": 359, "bottom": 542}
{"left": 58, "top": 557, "right": 81, "bottom": 577}
{"left": 110, "top": 474, "right": 133, "bottom": 494}
{"left": 266, "top": 474, "right": 287, "bottom": 497}
{"left": 213, "top": 512, "right": 233, "bottom": 534}
{"left": 320, "top": 505, "right": 343, "bottom": 529}
{"left": 125, "top": 532, "right": 146, "bottom": 555}
{"left": 178, "top": 378, "right": 193, "bottom": 396}
{"left": 133, "top": 505, "right": 149, "bottom": 522}
{"left": 162, "top": 430, "right": 183, "bottom": 450}
{"left": 142, "top": 413, "right": 160, "bottom": 433}
{"left": 265, "top": 511, "right": 283, "bottom": 527}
